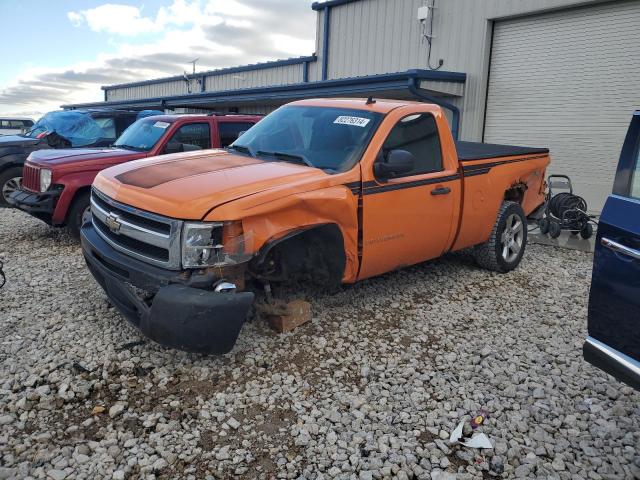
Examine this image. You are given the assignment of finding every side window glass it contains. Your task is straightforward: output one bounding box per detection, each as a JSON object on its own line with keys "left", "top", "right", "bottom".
{"left": 0, "top": 120, "right": 8, "bottom": 128}
{"left": 380, "top": 113, "right": 443, "bottom": 177}
{"left": 168, "top": 123, "right": 211, "bottom": 150}
{"left": 219, "top": 122, "right": 255, "bottom": 147}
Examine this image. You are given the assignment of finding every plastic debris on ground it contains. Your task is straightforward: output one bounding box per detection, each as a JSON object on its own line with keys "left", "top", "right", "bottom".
{"left": 449, "top": 411, "right": 493, "bottom": 450}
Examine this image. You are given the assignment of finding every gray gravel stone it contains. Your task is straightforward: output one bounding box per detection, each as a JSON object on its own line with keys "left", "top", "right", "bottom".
{"left": 0, "top": 209, "right": 638, "bottom": 479}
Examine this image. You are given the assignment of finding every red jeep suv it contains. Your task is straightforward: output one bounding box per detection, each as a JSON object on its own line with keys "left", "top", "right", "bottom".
{"left": 9, "top": 114, "right": 261, "bottom": 237}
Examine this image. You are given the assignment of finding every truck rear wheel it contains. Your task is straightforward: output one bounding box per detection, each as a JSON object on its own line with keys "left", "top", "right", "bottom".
{"left": 473, "top": 201, "right": 527, "bottom": 273}
{"left": 0, "top": 167, "right": 23, "bottom": 208}
{"left": 67, "top": 192, "right": 91, "bottom": 239}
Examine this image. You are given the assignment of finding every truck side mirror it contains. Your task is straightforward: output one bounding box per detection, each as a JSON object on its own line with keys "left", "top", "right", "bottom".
{"left": 374, "top": 149, "right": 415, "bottom": 179}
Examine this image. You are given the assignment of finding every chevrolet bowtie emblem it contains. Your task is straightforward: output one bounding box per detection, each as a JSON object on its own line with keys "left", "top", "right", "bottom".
{"left": 105, "top": 213, "right": 122, "bottom": 234}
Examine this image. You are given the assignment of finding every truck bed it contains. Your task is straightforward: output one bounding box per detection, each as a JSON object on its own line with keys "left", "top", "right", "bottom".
{"left": 455, "top": 141, "right": 549, "bottom": 161}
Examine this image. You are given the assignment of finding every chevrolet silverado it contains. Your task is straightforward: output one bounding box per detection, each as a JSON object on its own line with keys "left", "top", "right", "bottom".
{"left": 80, "top": 99, "right": 550, "bottom": 354}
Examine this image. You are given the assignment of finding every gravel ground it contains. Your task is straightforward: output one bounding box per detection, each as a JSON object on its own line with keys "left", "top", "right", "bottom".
{"left": 1, "top": 209, "right": 639, "bottom": 480}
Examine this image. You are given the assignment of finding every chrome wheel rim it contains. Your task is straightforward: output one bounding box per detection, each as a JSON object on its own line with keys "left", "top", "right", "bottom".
{"left": 501, "top": 213, "right": 524, "bottom": 263}
{"left": 2, "top": 176, "right": 22, "bottom": 201}
{"left": 81, "top": 205, "right": 92, "bottom": 226}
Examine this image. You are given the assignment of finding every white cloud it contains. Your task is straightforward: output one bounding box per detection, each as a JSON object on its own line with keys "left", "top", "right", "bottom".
{"left": 67, "top": 4, "right": 162, "bottom": 36}
{"left": 0, "top": 0, "right": 316, "bottom": 117}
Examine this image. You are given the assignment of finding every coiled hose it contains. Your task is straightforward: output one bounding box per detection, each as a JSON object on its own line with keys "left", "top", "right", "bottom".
{"left": 548, "top": 192, "right": 588, "bottom": 228}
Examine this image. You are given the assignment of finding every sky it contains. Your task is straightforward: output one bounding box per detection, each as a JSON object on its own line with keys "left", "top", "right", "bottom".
{"left": 0, "top": 0, "right": 317, "bottom": 118}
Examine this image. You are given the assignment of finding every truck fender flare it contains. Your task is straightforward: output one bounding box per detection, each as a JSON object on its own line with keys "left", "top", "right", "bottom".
{"left": 251, "top": 223, "right": 344, "bottom": 268}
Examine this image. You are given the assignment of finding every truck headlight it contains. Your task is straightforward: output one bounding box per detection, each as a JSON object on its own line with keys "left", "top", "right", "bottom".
{"left": 40, "top": 169, "right": 52, "bottom": 192}
{"left": 181, "top": 222, "right": 223, "bottom": 268}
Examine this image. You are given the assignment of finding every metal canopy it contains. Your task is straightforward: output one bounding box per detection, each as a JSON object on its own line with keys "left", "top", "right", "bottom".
{"left": 63, "top": 69, "right": 466, "bottom": 112}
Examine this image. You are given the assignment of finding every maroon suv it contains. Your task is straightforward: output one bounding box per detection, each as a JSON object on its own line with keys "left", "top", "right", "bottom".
{"left": 9, "top": 114, "right": 261, "bottom": 237}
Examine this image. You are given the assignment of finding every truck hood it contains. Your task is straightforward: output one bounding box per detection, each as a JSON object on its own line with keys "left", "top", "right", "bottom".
{"left": 0, "top": 135, "right": 38, "bottom": 148}
{"left": 28, "top": 147, "right": 144, "bottom": 168}
{"left": 94, "top": 149, "right": 330, "bottom": 220}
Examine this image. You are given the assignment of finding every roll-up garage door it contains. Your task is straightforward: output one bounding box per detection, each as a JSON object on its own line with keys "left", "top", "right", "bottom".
{"left": 484, "top": 1, "right": 640, "bottom": 212}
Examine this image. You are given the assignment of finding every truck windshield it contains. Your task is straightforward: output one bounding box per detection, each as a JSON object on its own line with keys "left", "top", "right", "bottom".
{"left": 113, "top": 117, "right": 171, "bottom": 151}
{"left": 230, "top": 105, "right": 383, "bottom": 172}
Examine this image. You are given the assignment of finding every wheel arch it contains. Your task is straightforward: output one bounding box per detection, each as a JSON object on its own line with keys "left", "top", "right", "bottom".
{"left": 253, "top": 222, "right": 345, "bottom": 266}
{"left": 0, "top": 154, "right": 26, "bottom": 174}
{"left": 504, "top": 182, "right": 528, "bottom": 205}
{"left": 250, "top": 222, "right": 347, "bottom": 285}
{"left": 64, "top": 185, "right": 91, "bottom": 220}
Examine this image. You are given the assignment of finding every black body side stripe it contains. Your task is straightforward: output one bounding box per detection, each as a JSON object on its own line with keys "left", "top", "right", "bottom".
{"left": 461, "top": 154, "right": 548, "bottom": 175}
{"left": 344, "top": 181, "right": 361, "bottom": 195}
{"left": 361, "top": 174, "right": 460, "bottom": 195}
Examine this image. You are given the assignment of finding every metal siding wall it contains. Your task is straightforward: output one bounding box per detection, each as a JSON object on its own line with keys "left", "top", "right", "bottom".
{"left": 484, "top": 1, "right": 640, "bottom": 211}
{"left": 204, "top": 64, "right": 303, "bottom": 91}
{"left": 106, "top": 64, "right": 305, "bottom": 101}
{"left": 327, "top": 0, "right": 426, "bottom": 79}
{"left": 323, "top": 0, "right": 616, "bottom": 140}
{"left": 107, "top": 80, "right": 190, "bottom": 101}
{"left": 101, "top": 0, "right": 617, "bottom": 139}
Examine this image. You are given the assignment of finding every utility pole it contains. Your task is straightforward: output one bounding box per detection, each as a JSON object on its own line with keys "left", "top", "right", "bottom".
{"left": 189, "top": 58, "right": 199, "bottom": 75}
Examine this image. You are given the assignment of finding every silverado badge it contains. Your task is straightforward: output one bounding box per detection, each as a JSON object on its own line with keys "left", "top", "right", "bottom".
{"left": 105, "top": 213, "right": 122, "bottom": 234}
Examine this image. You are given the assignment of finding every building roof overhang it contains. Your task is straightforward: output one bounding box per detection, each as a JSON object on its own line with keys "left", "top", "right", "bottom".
{"left": 64, "top": 69, "right": 466, "bottom": 111}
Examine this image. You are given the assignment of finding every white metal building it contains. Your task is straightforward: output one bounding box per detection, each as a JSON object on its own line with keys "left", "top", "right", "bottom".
{"left": 66, "top": 0, "right": 640, "bottom": 211}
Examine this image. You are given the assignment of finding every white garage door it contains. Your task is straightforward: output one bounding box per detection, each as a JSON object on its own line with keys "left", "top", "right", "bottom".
{"left": 484, "top": 1, "right": 640, "bottom": 212}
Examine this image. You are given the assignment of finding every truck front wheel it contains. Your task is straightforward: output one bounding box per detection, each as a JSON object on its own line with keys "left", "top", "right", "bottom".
{"left": 67, "top": 192, "right": 91, "bottom": 239}
{"left": 0, "top": 166, "right": 23, "bottom": 208}
{"left": 473, "top": 201, "right": 527, "bottom": 273}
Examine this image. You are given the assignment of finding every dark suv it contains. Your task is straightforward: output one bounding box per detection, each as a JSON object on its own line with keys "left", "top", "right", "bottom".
{"left": 0, "top": 109, "right": 142, "bottom": 206}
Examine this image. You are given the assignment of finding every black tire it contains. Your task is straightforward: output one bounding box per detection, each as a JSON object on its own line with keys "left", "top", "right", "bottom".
{"left": 549, "top": 221, "right": 561, "bottom": 239}
{"left": 580, "top": 223, "right": 593, "bottom": 240}
{"left": 0, "top": 166, "right": 23, "bottom": 208}
{"left": 67, "top": 192, "right": 91, "bottom": 239}
{"left": 473, "top": 201, "right": 528, "bottom": 273}
{"left": 539, "top": 218, "right": 550, "bottom": 235}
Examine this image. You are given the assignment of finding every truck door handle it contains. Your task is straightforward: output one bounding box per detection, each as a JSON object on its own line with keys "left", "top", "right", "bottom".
{"left": 602, "top": 237, "right": 640, "bottom": 260}
{"left": 431, "top": 186, "right": 451, "bottom": 196}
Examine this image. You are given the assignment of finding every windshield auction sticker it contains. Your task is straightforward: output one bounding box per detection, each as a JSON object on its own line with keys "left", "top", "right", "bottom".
{"left": 153, "top": 121, "right": 170, "bottom": 129}
{"left": 334, "top": 116, "right": 371, "bottom": 127}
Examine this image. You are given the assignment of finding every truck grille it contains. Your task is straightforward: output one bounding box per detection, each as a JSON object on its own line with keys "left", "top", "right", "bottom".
{"left": 90, "top": 188, "right": 183, "bottom": 269}
{"left": 22, "top": 164, "right": 40, "bottom": 192}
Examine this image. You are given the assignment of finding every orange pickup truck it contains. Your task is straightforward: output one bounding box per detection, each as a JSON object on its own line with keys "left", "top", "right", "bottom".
{"left": 81, "top": 99, "right": 550, "bottom": 354}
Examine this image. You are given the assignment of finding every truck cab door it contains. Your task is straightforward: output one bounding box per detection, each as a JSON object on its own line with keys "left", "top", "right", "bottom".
{"left": 358, "top": 112, "right": 460, "bottom": 280}
{"left": 585, "top": 111, "right": 640, "bottom": 390}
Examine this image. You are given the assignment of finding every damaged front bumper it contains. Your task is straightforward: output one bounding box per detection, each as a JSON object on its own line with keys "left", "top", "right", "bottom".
{"left": 80, "top": 222, "right": 254, "bottom": 354}
{"left": 8, "top": 188, "right": 60, "bottom": 224}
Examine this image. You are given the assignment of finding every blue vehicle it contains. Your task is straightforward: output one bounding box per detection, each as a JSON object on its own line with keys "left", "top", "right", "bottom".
{"left": 0, "top": 109, "right": 160, "bottom": 207}
{"left": 584, "top": 111, "right": 640, "bottom": 390}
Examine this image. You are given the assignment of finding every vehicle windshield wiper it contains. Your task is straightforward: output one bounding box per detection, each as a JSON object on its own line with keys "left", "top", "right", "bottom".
{"left": 255, "top": 150, "right": 314, "bottom": 168}
{"left": 227, "top": 145, "right": 254, "bottom": 157}
{"left": 114, "top": 144, "right": 146, "bottom": 152}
